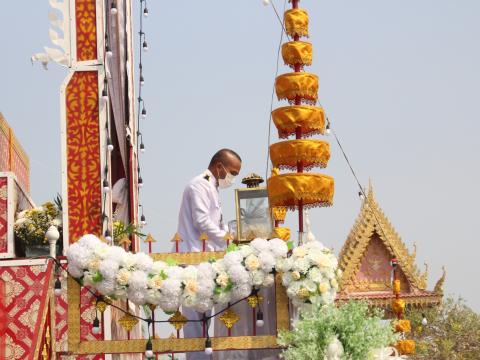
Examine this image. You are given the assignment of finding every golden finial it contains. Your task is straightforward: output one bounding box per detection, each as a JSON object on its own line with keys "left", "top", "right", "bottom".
{"left": 434, "top": 266, "right": 446, "bottom": 295}
{"left": 199, "top": 232, "right": 209, "bottom": 242}
{"left": 241, "top": 173, "right": 264, "bottom": 188}
{"left": 171, "top": 233, "right": 182, "bottom": 242}
{"left": 223, "top": 233, "right": 234, "bottom": 242}
{"left": 144, "top": 233, "right": 156, "bottom": 243}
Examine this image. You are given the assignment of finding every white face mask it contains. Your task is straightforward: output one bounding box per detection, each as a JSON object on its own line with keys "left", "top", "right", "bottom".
{"left": 218, "top": 164, "right": 236, "bottom": 189}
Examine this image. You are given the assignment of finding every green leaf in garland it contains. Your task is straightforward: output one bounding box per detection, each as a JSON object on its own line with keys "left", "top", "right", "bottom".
{"left": 160, "top": 270, "right": 168, "bottom": 280}
{"left": 165, "top": 258, "right": 177, "bottom": 266}
{"left": 225, "top": 280, "right": 233, "bottom": 292}
{"left": 287, "top": 241, "right": 294, "bottom": 251}
{"left": 226, "top": 243, "right": 238, "bottom": 253}
{"left": 92, "top": 271, "right": 103, "bottom": 283}
{"left": 214, "top": 286, "right": 222, "bottom": 295}
{"left": 208, "top": 258, "right": 217, "bottom": 264}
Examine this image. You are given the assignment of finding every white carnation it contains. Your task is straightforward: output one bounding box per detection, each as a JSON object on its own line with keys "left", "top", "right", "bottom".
{"left": 239, "top": 245, "right": 254, "bottom": 258}
{"left": 268, "top": 238, "right": 289, "bottom": 258}
{"left": 231, "top": 283, "right": 252, "bottom": 301}
{"left": 227, "top": 265, "right": 250, "bottom": 285}
{"left": 259, "top": 251, "right": 276, "bottom": 273}
{"left": 99, "top": 259, "right": 119, "bottom": 280}
{"left": 96, "top": 278, "right": 116, "bottom": 295}
{"left": 133, "top": 252, "right": 153, "bottom": 272}
{"left": 127, "top": 288, "right": 147, "bottom": 305}
{"left": 223, "top": 251, "right": 244, "bottom": 268}
{"left": 250, "top": 238, "right": 270, "bottom": 253}
{"left": 128, "top": 270, "right": 148, "bottom": 290}
{"left": 293, "top": 257, "right": 311, "bottom": 274}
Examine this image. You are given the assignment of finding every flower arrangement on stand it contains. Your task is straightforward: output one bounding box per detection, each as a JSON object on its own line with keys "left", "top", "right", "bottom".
{"left": 278, "top": 241, "right": 340, "bottom": 309}
{"left": 14, "top": 200, "right": 62, "bottom": 256}
{"left": 278, "top": 301, "right": 399, "bottom": 360}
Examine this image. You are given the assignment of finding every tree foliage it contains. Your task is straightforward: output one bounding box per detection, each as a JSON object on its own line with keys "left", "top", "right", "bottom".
{"left": 407, "top": 297, "right": 480, "bottom": 360}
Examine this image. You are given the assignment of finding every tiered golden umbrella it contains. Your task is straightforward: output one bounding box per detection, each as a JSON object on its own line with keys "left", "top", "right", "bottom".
{"left": 268, "top": 0, "right": 334, "bottom": 237}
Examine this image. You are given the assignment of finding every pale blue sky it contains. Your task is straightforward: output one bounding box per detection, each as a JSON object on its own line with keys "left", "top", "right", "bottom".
{"left": 0, "top": 1, "right": 479, "bottom": 311}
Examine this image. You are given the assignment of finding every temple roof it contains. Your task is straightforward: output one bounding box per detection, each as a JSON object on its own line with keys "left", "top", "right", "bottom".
{"left": 338, "top": 181, "right": 444, "bottom": 305}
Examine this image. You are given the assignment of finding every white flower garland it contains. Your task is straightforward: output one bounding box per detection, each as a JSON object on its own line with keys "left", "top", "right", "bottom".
{"left": 67, "top": 235, "right": 339, "bottom": 313}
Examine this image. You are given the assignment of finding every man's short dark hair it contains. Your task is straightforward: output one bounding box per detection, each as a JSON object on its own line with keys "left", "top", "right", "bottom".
{"left": 209, "top": 149, "right": 242, "bottom": 167}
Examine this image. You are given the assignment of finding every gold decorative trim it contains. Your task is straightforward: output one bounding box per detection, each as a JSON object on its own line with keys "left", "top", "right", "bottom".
{"left": 150, "top": 251, "right": 226, "bottom": 264}
{"left": 75, "top": 335, "right": 279, "bottom": 354}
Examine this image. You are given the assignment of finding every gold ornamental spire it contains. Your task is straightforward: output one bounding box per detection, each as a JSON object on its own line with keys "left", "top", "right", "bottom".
{"left": 268, "top": 0, "right": 334, "bottom": 236}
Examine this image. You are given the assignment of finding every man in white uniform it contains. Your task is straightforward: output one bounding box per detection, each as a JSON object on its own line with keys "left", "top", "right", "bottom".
{"left": 177, "top": 149, "right": 242, "bottom": 360}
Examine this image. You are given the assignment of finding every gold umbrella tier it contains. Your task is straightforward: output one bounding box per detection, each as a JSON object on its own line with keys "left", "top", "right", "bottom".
{"left": 275, "top": 72, "right": 318, "bottom": 104}
{"left": 268, "top": 173, "right": 334, "bottom": 209}
{"left": 272, "top": 105, "right": 325, "bottom": 138}
{"left": 270, "top": 139, "right": 330, "bottom": 170}
{"left": 284, "top": 8, "right": 309, "bottom": 38}
{"left": 282, "top": 41, "right": 312, "bottom": 68}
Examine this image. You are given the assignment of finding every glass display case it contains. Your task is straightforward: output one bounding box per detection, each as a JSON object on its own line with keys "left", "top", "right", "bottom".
{"left": 231, "top": 174, "right": 273, "bottom": 243}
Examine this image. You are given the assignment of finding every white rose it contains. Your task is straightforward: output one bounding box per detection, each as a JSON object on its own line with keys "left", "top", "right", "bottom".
{"left": 216, "top": 272, "right": 230, "bottom": 288}
{"left": 251, "top": 270, "right": 265, "bottom": 286}
{"left": 147, "top": 275, "right": 163, "bottom": 289}
{"left": 292, "top": 246, "right": 307, "bottom": 258}
{"left": 245, "top": 254, "right": 261, "bottom": 271}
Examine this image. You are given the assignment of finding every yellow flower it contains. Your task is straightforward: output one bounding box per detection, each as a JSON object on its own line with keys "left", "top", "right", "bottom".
{"left": 395, "top": 320, "right": 411, "bottom": 333}
{"left": 396, "top": 340, "right": 415, "bottom": 355}
{"left": 392, "top": 299, "right": 406, "bottom": 315}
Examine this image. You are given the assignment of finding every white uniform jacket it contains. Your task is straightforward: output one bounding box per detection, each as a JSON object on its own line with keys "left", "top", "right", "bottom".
{"left": 177, "top": 169, "right": 227, "bottom": 252}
